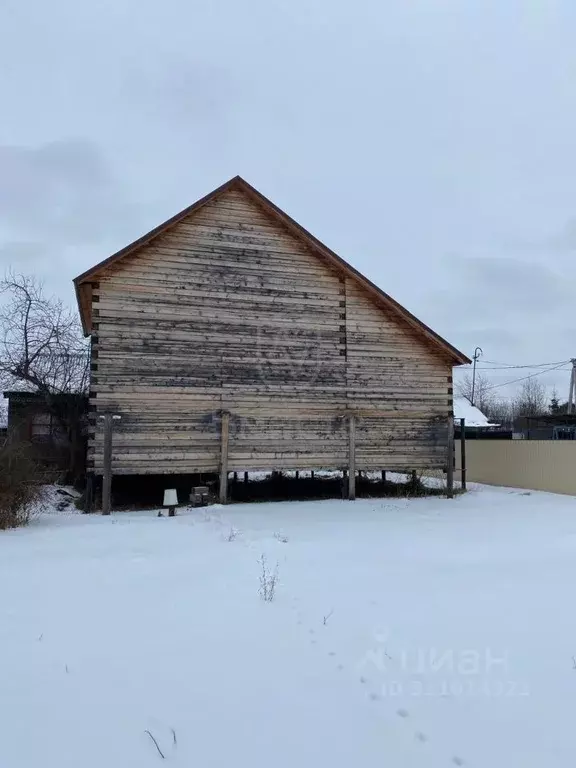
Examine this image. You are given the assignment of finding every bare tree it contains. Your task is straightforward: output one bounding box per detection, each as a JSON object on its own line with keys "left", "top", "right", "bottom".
{"left": 513, "top": 378, "right": 548, "bottom": 418}
{"left": 0, "top": 273, "right": 89, "bottom": 394}
{"left": 0, "top": 273, "right": 90, "bottom": 481}
{"left": 484, "top": 397, "right": 514, "bottom": 427}
{"left": 456, "top": 372, "right": 494, "bottom": 412}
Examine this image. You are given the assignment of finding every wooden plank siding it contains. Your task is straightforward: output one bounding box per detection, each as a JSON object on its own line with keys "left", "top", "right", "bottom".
{"left": 87, "top": 187, "right": 452, "bottom": 475}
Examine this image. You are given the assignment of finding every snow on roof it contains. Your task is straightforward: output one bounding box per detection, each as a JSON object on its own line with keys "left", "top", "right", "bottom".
{"left": 453, "top": 397, "right": 498, "bottom": 428}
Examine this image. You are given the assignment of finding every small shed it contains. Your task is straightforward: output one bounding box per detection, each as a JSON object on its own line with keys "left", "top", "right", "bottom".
{"left": 3, "top": 391, "right": 88, "bottom": 478}
{"left": 453, "top": 397, "right": 509, "bottom": 440}
{"left": 453, "top": 397, "right": 498, "bottom": 428}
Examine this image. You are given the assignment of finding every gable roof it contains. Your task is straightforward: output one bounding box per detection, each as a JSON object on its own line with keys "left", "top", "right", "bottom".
{"left": 73, "top": 175, "right": 470, "bottom": 365}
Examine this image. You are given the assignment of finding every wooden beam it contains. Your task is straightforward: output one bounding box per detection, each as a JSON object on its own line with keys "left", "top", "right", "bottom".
{"left": 219, "top": 411, "right": 230, "bottom": 504}
{"left": 460, "top": 418, "right": 466, "bottom": 491}
{"left": 101, "top": 414, "right": 113, "bottom": 515}
{"left": 446, "top": 415, "right": 454, "bottom": 499}
{"left": 348, "top": 414, "right": 356, "bottom": 500}
{"left": 85, "top": 473, "right": 94, "bottom": 513}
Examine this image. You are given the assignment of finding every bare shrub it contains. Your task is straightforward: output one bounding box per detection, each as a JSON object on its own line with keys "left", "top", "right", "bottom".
{"left": 274, "top": 531, "right": 289, "bottom": 543}
{"left": 323, "top": 608, "right": 334, "bottom": 626}
{"left": 0, "top": 435, "right": 46, "bottom": 529}
{"left": 258, "top": 554, "right": 279, "bottom": 602}
{"left": 405, "top": 470, "right": 427, "bottom": 496}
{"left": 401, "top": 470, "right": 458, "bottom": 498}
{"left": 225, "top": 526, "right": 240, "bottom": 542}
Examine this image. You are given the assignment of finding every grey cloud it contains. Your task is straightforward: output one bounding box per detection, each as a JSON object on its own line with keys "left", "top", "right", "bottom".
{"left": 450, "top": 256, "right": 572, "bottom": 313}
{"left": 548, "top": 218, "right": 576, "bottom": 251}
{"left": 0, "top": 139, "right": 153, "bottom": 267}
{"left": 421, "top": 255, "right": 571, "bottom": 335}
{"left": 120, "top": 58, "right": 237, "bottom": 126}
{"left": 0, "top": 139, "right": 107, "bottom": 224}
{"left": 0, "top": 241, "right": 51, "bottom": 267}
{"left": 456, "top": 327, "right": 521, "bottom": 352}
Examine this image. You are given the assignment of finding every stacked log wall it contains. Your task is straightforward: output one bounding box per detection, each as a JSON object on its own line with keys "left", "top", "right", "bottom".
{"left": 88, "top": 189, "right": 451, "bottom": 474}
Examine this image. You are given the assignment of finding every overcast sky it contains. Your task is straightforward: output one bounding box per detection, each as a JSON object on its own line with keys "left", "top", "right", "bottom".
{"left": 1, "top": 0, "right": 576, "bottom": 400}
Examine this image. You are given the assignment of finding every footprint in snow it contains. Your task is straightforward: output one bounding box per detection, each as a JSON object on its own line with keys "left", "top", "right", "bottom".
{"left": 415, "top": 732, "right": 428, "bottom": 743}
{"left": 452, "top": 758, "right": 465, "bottom": 766}
{"left": 369, "top": 692, "right": 381, "bottom": 702}
{"left": 396, "top": 708, "right": 409, "bottom": 719}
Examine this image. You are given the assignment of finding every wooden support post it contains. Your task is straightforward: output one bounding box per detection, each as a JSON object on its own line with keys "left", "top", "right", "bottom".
{"left": 233, "top": 471, "right": 238, "bottom": 483}
{"left": 243, "top": 471, "right": 248, "bottom": 484}
{"left": 310, "top": 470, "right": 315, "bottom": 480}
{"left": 341, "top": 469, "right": 348, "bottom": 498}
{"left": 219, "top": 411, "right": 230, "bottom": 504}
{"left": 381, "top": 470, "right": 386, "bottom": 482}
{"left": 460, "top": 418, "right": 467, "bottom": 491}
{"left": 446, "top": 414, "right": 455, "bottom": 499}
{"left": 101, "top": 414, "right": 113, "bottom": 515}
{"left": 295, "top": 470, "right": 299, "bottom": 479}
{"left": 348, "top": 414, "right": 356, "bottom": 500}
{"left": 85, "top": 473, "right": 94, "bottom": 513}
{"left": 411, "top": 470, "right": 417, "bottom": 484}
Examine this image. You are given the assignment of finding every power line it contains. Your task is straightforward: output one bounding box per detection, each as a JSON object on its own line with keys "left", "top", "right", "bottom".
{"left": 486, "top": 362, "right": 569, "bottom": 391}
{"left": 476, "top": 359, "right": 571, "bottom": 370}
{"left": 478, "top": 365, "right": 571, "bottom": 371}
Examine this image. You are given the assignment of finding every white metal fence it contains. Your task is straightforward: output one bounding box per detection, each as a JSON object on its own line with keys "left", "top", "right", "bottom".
{"left": 456, "top": 439, "right": 576, "bottom": 495}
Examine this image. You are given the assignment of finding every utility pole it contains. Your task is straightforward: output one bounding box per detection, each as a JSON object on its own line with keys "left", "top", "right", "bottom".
{"left": 471, "top": 346, "right": 483, "bottom": 406}
{"left": 568, "top": 359, "right": 576, "bottom": 414}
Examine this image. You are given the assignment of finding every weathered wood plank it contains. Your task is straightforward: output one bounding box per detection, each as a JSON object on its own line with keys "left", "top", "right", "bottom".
{"left": 89, "top": 187, "right": 451, "bottom": 476}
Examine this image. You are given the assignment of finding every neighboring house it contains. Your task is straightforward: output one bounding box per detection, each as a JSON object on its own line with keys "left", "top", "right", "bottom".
{"left": 453, "top": 397, "right": 498, "bottom": 428}
{"left": 74, "top": 176, "right": 470, "bottom": 498}
{"left": 453, "top": 397, "right": 510, "bottom": 440}
{"left": 513, "top": 414, "right": 576, "bottom": 440}
{"left": 2, "top": 391, "right": 88, "bottom": 477}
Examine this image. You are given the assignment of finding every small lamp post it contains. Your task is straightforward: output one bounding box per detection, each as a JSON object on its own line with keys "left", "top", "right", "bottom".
{"left": 162, "top": 488, "right": 178, "bottom": 517}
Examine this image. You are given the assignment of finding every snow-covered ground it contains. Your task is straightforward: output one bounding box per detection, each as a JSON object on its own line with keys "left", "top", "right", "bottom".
{"left": 2, "top": 484, "right": 576, "bottom": 767}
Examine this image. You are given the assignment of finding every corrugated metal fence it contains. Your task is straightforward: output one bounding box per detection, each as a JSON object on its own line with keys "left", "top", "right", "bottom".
{"left": 455, "top": 440, "right": 576, "bottom": 495}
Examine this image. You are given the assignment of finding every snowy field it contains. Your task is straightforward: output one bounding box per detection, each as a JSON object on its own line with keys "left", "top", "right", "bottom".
{"left": 2, "top": 485, "right": 576, "bottom": 767}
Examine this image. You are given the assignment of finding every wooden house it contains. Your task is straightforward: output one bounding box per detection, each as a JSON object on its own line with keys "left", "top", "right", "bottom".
{"left": 74, "top": 176, "right": 469, "bottom": 503}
